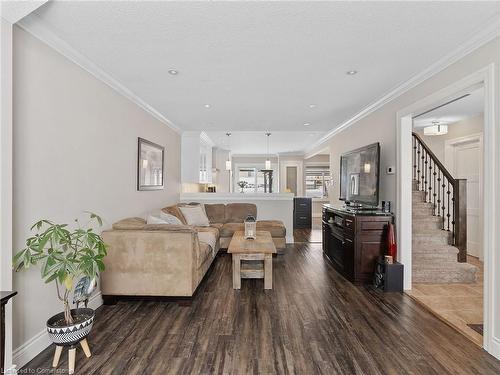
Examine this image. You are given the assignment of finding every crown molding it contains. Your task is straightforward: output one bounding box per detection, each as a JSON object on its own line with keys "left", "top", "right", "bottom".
{"left": 304, "top": 16, "right": 500, "bottom": 155}
{"left": 1, "top": 1, "right": 47, "bottom": 24}
{"left": 16, "top": 14, "right": 181, "bottom": 134}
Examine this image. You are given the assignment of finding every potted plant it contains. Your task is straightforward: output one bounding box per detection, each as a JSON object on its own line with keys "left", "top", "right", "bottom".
{"left": 237, "top": 180, "right": 248, "bottom": 193}
{"left": 13, "top": 212, "right": 107, "bottom": 346}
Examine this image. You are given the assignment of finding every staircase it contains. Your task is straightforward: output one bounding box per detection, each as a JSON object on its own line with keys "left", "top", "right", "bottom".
{"left": 412, "top": 185, "right": 477, "bottom": 283}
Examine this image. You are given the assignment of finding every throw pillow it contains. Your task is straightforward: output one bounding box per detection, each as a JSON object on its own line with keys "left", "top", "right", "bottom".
{"left": 179, "top": 205, "right": 210, "bottom": 227}
{"left": 159, "top": 211, "right": 183, "bottom": 225}
{"left": 146, "top": 215, "right": 168, "bottom": 225}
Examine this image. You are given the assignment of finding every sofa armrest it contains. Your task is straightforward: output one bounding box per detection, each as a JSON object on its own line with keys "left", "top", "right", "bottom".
{"left": 101, "top": 228, "right": 199, "bottom": 297}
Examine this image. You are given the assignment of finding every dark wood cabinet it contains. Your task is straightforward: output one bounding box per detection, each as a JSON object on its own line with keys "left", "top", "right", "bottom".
{"left": 322, "top": 205, "right": 393, "bottom": 284}
{"left": 294, "top": 198, "right": 312, "bottom": 229}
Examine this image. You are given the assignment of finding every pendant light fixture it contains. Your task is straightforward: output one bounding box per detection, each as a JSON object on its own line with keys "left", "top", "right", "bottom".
{"left": 265, "top": 132, "right": 272, "bottom": 170}
{"left": 424, "top": 121, "right": 448, "bottom": 136}
{"left": 225, "top": 133, "right": 232, "bottom": 170}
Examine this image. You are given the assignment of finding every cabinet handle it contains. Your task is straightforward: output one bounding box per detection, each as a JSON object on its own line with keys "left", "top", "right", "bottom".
{"left": 300, "top": 216, "right": 307, "bottom": 219}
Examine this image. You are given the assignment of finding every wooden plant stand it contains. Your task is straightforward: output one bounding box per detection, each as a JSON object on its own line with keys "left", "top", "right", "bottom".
{"left": 52, "top": 338, "right": 91, "bottom": 374}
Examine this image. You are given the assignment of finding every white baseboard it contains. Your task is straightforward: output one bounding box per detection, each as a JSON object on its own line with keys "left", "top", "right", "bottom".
{"left": 12, "top": 292, "right": 103, "bottom": 369}
{"left": 490, "top": 336, "right": 500, "bottom": 360}
{"left": 286, "top": 235, "right": 294, "bottom": 244}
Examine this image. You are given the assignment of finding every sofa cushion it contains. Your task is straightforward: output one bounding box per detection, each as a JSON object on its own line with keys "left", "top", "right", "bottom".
{"left": 179, "top": 205, "right": 210, "bottom": 227}
{"left": 204, "top": 204, "right": 226, "bottom": 224}
{"left": 220, "top": 222, "right": 244, "bottom": 237}
{"left": 162, "top": 205, "right": 187, "bottom": 225}
{"left": 257, "top": 220, "right": 286, "bottom": 237}
{"left": 197, "top": 242, "right": 213, "bottom": 269}
{"left": 225, "top": 203, "right": 257, "bottom": 223}
{"left": 112, "top": 217, "right": 146, "bottom": 230}
{"left": 146, "top": 215, "right": 170, "bottom": 225}
{"left": 159, "top": 212, "right": 183, "bottom": 225}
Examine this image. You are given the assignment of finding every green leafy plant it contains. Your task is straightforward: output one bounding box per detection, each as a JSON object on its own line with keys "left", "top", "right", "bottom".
{"left": 13, "top": 212, "right": 108, "bottom": 325}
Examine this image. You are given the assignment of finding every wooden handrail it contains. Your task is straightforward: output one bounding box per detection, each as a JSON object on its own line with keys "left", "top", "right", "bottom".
{"left": 412, "top": 132, "right": 467, "bottom": 262}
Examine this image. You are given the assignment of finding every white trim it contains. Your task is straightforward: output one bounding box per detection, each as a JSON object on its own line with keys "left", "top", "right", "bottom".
{"left": 16, "top": 14, "right": 181, "bottom": 134}
{"left": 0, "top": 1, "right": 48, "bottom": 24}
{"left": 12, "top": 292, "right": 103, "bottom": 369}
{"left": 305, "top": 17, "right": 500, "bottom": 155}
{"left": 397, "top": 64, "right": 496, "bottom": 357}
{"left": 279, "top": 160, "right": 304, "bottom": 196}
{"left": 181, "top": 192, "right": 293, "bottom": 201}
{"left": 1, "top": 18, "right": 14, "bottom": 371}
{"left": 445, "top": 133, "right": 484, "bottom": 260}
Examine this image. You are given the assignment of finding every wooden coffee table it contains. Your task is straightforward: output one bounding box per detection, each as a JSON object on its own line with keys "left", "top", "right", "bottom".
{"left": 228, "top": 231, "right": 277, "bottom": 289}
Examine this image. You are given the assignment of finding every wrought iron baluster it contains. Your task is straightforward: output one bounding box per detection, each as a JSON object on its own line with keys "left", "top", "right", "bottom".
{"left": 446, "top": 181, "right": 451, "bottom": 231}
{"left": 432, "top": 159, "right": 437, "bottom": 215}
{"left": 424, "top": 152, "right": 428, "bottom": 202}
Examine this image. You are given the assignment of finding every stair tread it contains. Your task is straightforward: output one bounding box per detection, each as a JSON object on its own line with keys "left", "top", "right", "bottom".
{"left": 412, "top": 262, "right": 477, "bottom": 271}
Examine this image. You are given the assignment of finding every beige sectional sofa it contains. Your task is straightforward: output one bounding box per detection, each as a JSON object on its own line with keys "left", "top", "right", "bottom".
{"left": 101, "top": 203, "right": 285, "bottom": 302}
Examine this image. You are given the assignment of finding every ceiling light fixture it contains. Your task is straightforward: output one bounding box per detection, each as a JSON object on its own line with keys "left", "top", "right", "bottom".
{"left": 346, "top": 70, "right": 358, "bottom": 75}
{"left": 225, "top": 133, "right": 232, "bottom": 171}
{"left": 303, "top": 123, "right": 311, "bottom": 126}
{"left": 424, "top": 121, "right": 448, "bottom": 136}
{"left": 265, "top": 132, "right": 272, "bottom": 170}
{"left": 309, "top": 104, "right": 316, "bottom": 108}
{"left": 168, "top": 69, "right": 179, "bottom": 75}
{"left": 204, "top": 104, "right": 211, "bottom": 108}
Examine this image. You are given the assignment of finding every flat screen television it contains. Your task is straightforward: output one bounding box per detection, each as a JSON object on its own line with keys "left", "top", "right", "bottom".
{"left": 339, "top": 142, "right": 380, "bottom": 207}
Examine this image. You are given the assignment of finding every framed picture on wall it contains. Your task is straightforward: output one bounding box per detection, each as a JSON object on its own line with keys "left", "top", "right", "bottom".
{"left": 137, "top": 137, "right": 164, "bottom": 191}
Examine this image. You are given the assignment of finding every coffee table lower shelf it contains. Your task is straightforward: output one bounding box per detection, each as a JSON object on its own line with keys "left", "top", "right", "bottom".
{"left": 232, "top": 254, "right": 273, "bottom": 289}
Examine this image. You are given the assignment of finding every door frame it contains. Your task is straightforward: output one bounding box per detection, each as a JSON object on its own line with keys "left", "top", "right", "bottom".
{"left": 397, "top": 64, "right": 496, "bottom": 355}
{"left": 279, "top": 160, "right": 303, "bottom": 196}
{"left": 445, "top": 133, "right": 484, "bottom": 260}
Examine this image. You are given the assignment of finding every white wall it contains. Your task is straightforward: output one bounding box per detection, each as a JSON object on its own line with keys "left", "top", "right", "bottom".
{"left": 12, "top": 26, "right": 181, "bottom": 364}
{"left": 309, "top": 35, "right": 500, "bottom": 356}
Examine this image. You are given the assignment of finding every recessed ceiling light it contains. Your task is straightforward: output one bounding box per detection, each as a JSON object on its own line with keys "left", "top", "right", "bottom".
{"left": 303, "top": 123, "right": 311, "bottom": 126}
{"left": 346, "top": 70, "right": 358, "bottom": 75}
{"left": 309, "top": 104, "right": 316, "bottom": 108}
{"left": 168, "top": 69, "right": 179, "bottom": 75}
{"left": 204, "top": 104, "right": 211, "bottom": 108}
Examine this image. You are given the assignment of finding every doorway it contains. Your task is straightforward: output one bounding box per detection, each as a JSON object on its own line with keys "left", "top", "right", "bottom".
{"left": 408, "top": 88, "right": 484, "bottom": 346}
{"left": 397, "top": 65, "right": 496, "bottom": 356}
{"left": 286, "top": 166, "right": 298, "bottom": 195}
{"left": 445, "top": 134, "right": 483, "bottom": 260}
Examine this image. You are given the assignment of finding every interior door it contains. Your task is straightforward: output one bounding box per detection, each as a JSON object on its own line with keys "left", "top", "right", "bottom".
{"left": 286, "top": 166, "right": 298, "bottom": 195}
{"left": 452, "top": 140, "right": 482, "bottom": 260}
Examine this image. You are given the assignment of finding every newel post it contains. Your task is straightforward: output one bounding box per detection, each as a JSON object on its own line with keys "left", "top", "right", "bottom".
{"left": 454, "top": 179, "right": 467, "bottom": 262}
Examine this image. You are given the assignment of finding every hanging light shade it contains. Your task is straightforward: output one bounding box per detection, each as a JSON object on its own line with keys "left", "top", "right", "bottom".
{"left": 424, "top": 122, "right": 448, "bottom": 136}
{"left": 265, "top": 132, "right": 271, "bottom": 170}
{"left": 225, "top": 132, "right": 232, "bottom": 170}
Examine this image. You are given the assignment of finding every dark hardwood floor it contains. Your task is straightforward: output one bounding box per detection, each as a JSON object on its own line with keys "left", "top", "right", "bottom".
{"left": 23, "top": 240, "right": 500, "bottom": 374}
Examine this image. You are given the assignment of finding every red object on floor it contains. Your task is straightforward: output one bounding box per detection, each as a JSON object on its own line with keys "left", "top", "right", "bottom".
{"left": 387, "top": 223, "right": 397, "bottom": 261}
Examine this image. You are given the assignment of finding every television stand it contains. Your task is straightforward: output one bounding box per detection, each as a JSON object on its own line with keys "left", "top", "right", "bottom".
{"left": 322, "top": 204, "right": 393, "bottom": 284}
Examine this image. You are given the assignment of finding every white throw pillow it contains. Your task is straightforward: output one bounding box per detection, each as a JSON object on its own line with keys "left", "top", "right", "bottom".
{"left": 159, "top": 212, "right": 183, "bottom": 225}
{"left": 146, "top": 215, "right": 168, "bottom": 225}
{"left": 179, "top": 205, "right": 210, "bottom": 227}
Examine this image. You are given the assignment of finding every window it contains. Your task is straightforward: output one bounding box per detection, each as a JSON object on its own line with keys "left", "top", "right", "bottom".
{"left": 305, "top": 165, "right": 331, "bottom": 198}
{"left": 235, "top": 165, "right": 277, "bottom": 193}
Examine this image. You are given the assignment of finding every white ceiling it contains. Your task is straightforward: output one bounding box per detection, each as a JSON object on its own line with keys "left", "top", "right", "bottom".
{"left": 413, "top": 88, "right": 484, "bottom": 128}
{"left": 18, "top": 1, "right": 500, "bottom": 153}
{"left": 206, "top": 131, "right": 326, "bottom": 155}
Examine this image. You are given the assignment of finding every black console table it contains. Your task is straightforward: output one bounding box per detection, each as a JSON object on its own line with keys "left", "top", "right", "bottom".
{"left": 1, "top": 291, "right": 17, "bottom": 374}
{"left": 322, "top": 205, "right": 393, "bottom": 284}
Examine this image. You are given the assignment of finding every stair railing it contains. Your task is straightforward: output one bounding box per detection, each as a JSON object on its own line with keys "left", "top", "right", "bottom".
{"left": 412, "top": 132, "right": 467, "bottom": 262}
